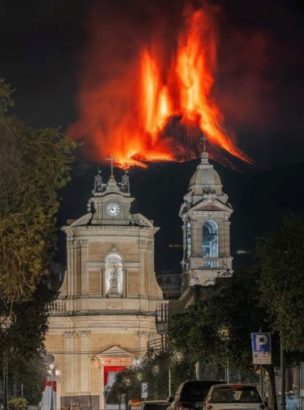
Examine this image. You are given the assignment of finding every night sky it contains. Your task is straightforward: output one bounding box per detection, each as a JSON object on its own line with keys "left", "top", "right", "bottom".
{"left": 1, "top": 0, "right": 304, "bottom": 271}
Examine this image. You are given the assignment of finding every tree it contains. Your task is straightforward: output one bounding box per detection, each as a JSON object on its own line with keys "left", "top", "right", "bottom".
{"left": 105, "top": 367, "right": 141, "bottom": 405}
{"left": 257, "top": 213, "right": 304, "bottom": 351}
{"left": 169, "top": 267, "right": 269, "bottom": 378}
{"left": 8, "top": 397, "right": 28, "bottom": 410}
{"left": 0, "top": 280, "right": 57, "bottom": 404}
{"left": 0, "top": 79, "right": 76, "bottom": 301}
{"left": 0, "top": 79, "right": 76, "bottom": 403}
{"left": 106, "top": 351, "right": 173, "bottom": 403}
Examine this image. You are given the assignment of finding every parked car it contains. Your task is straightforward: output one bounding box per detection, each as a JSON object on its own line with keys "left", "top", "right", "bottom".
{"left": 167, "top": 380, "right": 225, "bottom": 410}
{"left": 139, "top": 400, "right": 170, "bottom": 410}
{"left": 203, "top": 384, "right": 265, "bottom": 410}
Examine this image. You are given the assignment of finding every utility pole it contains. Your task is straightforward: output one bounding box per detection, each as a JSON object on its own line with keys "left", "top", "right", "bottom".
{"left": 259, "top": 365, "right": 264, "bottom": 400}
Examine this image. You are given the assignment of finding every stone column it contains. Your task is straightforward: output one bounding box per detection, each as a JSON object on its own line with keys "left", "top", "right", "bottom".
{"left": 67, "top": 240, "right": 74, "bottom": 297}
{"left": 76, "top": 244, "right": 81, "bottom": 296}
{"left": 192, "top": 223, "right": 202, "bottom": 257}
{"left": 218, "top": 219, "right": 224, "bottom": 257}
{"left": 71, "top": 242, "right": 77, "bottom": 297}
{"left": 138, "top": 237, "right": 146, "bottom": 297}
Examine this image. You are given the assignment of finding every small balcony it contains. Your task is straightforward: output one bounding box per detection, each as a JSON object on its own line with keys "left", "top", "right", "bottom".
{"left": 189, "top": 256, "right": 232, "bottom": 271}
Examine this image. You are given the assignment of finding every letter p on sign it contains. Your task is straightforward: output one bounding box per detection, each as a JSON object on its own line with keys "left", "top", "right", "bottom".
{"left": 256, "top": 334, "right": 268, "bottom": 351}
{"left": 251, "top": 332, "right": 272, "bottom": 365}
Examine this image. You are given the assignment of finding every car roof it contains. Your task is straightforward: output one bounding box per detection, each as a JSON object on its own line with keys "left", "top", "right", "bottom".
{"left": 182, "top": 380, "right": 225, "bottom": 384}
{"left": 179, "top": 380, "right": 225, "bottom": 388}
{"left": 142, "top": 401, "right": 169, "bottom": 404}
{"left": 211, "top": 384, "right": 258, "bottom": 388}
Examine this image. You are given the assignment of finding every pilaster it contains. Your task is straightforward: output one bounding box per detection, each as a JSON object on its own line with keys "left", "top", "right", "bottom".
{"left": 64, "top": 331, "right": 75, "bottom": 393}
{"left": 80, "top": 241, "right": 88, "bottom": 296}
{"left": 80, "top": 331, "right": 90, "bottom": 392}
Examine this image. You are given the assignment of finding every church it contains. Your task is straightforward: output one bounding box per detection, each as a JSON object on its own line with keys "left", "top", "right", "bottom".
{"left": 45, "top": 149, "right": 233, "bottom": 409}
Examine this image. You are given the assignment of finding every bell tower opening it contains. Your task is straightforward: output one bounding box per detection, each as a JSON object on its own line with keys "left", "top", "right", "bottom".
{"left": 202, "top": 220, "right": 218, "bottom": 258}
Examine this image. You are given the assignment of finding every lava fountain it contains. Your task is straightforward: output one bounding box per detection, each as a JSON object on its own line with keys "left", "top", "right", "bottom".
{"left": 68, "top": 4, "right": 251, "bottom": 168}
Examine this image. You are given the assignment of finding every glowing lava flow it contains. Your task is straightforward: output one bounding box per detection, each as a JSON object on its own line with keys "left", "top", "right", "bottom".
{"left": 141, "top": 51, "right": 171, "bottom": 138}
{"left": 176, "top": 9, "right": 247, "bottom": 160}
{"left": 69, "top": 6, "right": 251, "bottom": 168}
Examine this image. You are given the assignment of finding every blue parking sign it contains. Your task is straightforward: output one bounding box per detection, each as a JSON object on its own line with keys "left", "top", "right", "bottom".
{"left": 251, "top": 333, "right": 272, "bottom": 364}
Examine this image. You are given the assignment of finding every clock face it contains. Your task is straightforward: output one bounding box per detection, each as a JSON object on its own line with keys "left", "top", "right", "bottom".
{"left": 106, "top": 202, "right": 121, "bottom": 217}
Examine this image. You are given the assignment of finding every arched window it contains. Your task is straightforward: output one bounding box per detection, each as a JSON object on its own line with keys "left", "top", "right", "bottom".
{"left": 105, "top": 254, "right": 123, "bottom": 296}
{"left": 202, "top": 221, "right": 218, "bottom": 257}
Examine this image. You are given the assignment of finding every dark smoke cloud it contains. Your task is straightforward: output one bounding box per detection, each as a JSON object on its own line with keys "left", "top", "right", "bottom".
{"left": 215, "top": 30, "right": 274, "bottom": 132}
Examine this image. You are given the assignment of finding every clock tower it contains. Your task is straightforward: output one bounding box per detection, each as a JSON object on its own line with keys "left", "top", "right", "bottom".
{"left": 179, "top": 149, "right": 233, "bottom": 294}
{"left": 46, "top": 169, "right": 163, "bottom": 410}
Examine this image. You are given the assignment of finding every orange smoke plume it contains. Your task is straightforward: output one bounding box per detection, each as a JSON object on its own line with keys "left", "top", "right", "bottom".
{"left": 68, "top": 4, "right": 251, "bottom": 168}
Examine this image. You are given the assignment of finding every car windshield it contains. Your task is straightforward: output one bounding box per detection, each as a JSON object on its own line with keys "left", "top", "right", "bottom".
{"left": 181, "top": 381, "right": 223, "bottom": 401}
{"left": 210, "top": 386, "right": 262, "bottom": 403}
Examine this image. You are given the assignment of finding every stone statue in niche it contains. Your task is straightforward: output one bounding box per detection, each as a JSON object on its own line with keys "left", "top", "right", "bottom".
{"left": 105, "top": 253, "right": 123, "bottom": 297}
{"left": 108, "top": 264, "right": 119, "bottom": 295}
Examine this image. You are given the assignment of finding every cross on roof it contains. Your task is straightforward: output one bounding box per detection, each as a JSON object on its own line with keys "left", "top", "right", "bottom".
{"left": 200, "top": 135, "right": 207, "bottom": 152}
{"left": 106, "top": 156, "right": 115, "bottom": 176}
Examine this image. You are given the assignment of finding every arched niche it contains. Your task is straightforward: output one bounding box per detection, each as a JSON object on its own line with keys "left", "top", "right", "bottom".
{"left": 105, "top": 254, "right": 123, "bottom": 296}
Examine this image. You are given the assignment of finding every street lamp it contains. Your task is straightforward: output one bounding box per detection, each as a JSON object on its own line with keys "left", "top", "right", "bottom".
{"left": 47, "top": 362, "right": 61, "bottom": 410}
{"left": 168, "top": 351, "right": 183, "bottom": 398}
{"left": 218, "top": 325, "right": 230, "bottom": 383}
{"left": 152, "top": 365, "right": 159, "bottom": 399}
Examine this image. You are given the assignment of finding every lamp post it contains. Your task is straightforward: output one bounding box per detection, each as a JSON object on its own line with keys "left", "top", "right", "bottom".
{"left": 218, "top": 326, "right": 230, "bottom": 383}
{"left": 47, "top": 363, "right": 61, "bottom": 410}
{"left": 152, "top": 365, "right": 159, "bottom": 399}
{"left": 169, "top": 351, "right": 183, "bottom": 398}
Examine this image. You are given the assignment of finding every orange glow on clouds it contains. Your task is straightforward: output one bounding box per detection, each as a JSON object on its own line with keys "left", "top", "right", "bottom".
{"left": 68, "top": 5, "right": 251, "bottom": 169}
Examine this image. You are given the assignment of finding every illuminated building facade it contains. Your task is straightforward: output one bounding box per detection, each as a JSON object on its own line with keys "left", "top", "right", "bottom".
{"left": 46, "top": 170, "right": 163, "bottom": 410}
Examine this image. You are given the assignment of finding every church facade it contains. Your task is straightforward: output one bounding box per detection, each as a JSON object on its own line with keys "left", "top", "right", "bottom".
{"left": 46, "top": 150, "right": 233, "bottom": 409}
{"left": 46, "top": 170, "right": 163, "bottom": 410}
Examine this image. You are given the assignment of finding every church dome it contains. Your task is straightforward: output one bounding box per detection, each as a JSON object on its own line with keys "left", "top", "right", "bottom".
{"left": 189, "top": 162, "right": 221, "bottom": 189}
{"left": 188, "top": 152, "right": 222, "bottom": 193}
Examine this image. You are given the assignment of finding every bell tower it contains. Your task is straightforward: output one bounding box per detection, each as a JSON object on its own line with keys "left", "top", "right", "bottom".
{"left": 179, "top": 149, "right": 233, "bottom": 291}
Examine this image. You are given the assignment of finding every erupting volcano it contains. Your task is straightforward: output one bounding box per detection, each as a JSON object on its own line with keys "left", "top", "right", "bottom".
{"left": 69, "top": 5, "right": 251, "bottom": 168}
